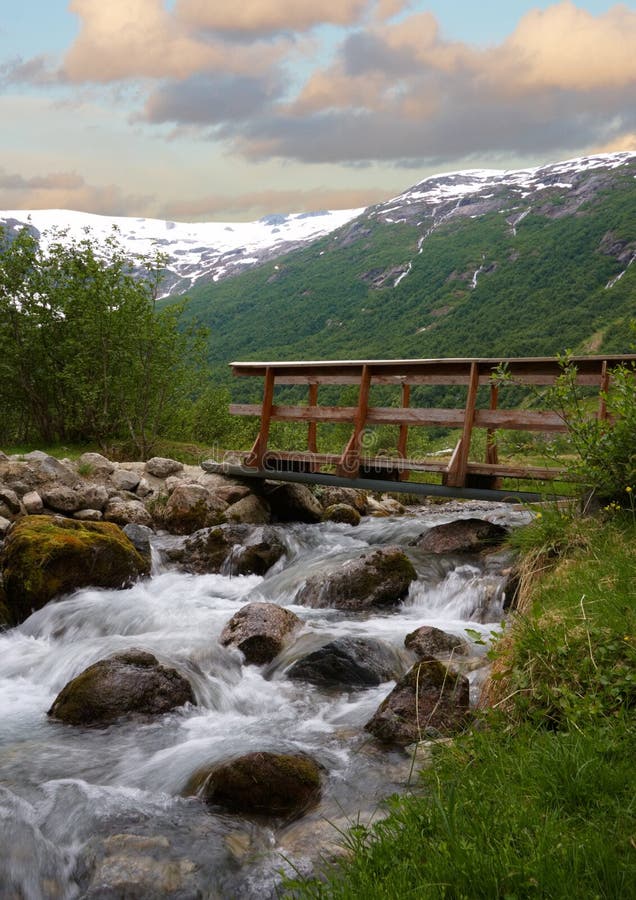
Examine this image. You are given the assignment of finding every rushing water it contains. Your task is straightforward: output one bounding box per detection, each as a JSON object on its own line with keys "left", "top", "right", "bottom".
{"left": 0, "top": 502, "right": 529, "bottom": 899}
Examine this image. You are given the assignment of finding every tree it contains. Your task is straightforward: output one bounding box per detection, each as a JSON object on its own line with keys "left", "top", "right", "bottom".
{"left": 0, "top": 223, "right": 207, "bottom": 455}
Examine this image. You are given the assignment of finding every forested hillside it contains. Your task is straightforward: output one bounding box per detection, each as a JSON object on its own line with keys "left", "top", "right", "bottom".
{"left": 172, "top": 157, "right": 635, "bottom": 383}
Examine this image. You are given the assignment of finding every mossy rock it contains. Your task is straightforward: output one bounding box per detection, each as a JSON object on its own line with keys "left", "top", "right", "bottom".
{"left": 48, "top": 649, "right": 194, "bottom": 725}
{"left": 1, "top": 515, "right": 150, "bottom": 626}
{"left": 322, "top": 504, "right": 361, "bottom": 526}
{"left": 365, "top": 657, "right": 469, "bottom": 745}
{"left": 187, "top": 751, "right": 322, "bottom": 820}
{"left": 295, "top": 546, "right": 417, "bottom": 611}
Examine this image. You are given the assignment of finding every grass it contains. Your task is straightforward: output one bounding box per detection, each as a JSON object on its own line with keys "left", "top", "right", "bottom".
{"left": 286, "top": 513, "right": 636, "bottom": 899}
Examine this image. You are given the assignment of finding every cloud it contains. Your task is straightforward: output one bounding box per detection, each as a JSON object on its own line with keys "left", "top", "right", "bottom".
{"left": 592, "top": 132, "right": 636, "bottom": 153}
{"left": 176, "top": 0, "right": 371, "bottom": 35}
{"left": 163, "top": 186, "right": 382, "bottom": 219}
{"left": 63, "top": 0, "right": 285, "bottom": 82}
{"left": 229, "top": 3, "right": 636, "bottom": 165}
{"left": 0, "top": 169, "right": 152, "bottom": 216}
{"left": 142, "top": 72, "right": 282, "bottom": 125}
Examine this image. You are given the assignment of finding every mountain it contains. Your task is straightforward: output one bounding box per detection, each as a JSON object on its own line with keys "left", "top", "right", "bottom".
{"left": 169, "top": 152, "right": 636, "bottom": 370}
{"left": 0, "top": 206, "right": 362, "bottom": 297}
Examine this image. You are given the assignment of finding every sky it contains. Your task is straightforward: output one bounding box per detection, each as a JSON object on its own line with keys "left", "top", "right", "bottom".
{"left": 0, "top": 1, "right": 634, "bottom": 221}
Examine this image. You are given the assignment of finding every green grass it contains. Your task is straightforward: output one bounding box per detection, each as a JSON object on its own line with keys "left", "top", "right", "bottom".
{"left": 286, "top": 515, "right": 636, "bottom": 899}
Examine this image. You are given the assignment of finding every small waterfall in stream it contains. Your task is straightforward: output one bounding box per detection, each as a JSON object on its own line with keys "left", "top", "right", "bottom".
{"left": 0, "top": 502, "right": 529, "bottom": 898}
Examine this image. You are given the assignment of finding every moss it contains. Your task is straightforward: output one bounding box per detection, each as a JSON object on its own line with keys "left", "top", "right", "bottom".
{"left": 1, "top": 515, "right": 150, "bottom": 625}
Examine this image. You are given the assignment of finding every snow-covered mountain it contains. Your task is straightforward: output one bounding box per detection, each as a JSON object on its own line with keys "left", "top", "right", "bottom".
{"left": 0, "top": 206, "right": 363, "bottom": 297}
{"left": 1, "top": 152, "right": 634, "bottom": 299}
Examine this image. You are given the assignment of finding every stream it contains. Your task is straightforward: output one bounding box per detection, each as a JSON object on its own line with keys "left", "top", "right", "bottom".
{"left": 0, "top": 502, "right": 530, "bottom": 899}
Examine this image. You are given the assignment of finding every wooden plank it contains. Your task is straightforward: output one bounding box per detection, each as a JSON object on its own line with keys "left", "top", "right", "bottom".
{"left": 337, "top": 364, "right": 371, "bottom": 478}
{"left": 397, "top": 383, "right": 411, "bottom": 481}
{"left": 473, "top": 409, "right": 567, "bottom": 432}
{"left": 466, "top": 462, "right": 568, "bottom": 479}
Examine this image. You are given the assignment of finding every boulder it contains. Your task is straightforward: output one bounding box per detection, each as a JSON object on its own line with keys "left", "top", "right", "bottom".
{"left": 287, "top": 637, "right": 403, "bottom": 688}
{"left": 365, "top": 495, "right": 405, "bottom": 517}
{"left": 188, "top": 752, "right": 321, "bottom": 820}
{"left": 224, "top": 494, "right": 271, "bottom": 525}
{"left": 23, "top": 452, "right": 78, "bottom": 486}
{"left": 48, "top": 649, "right": 194, "bottom": 725}
{"left": 73, "top": 509, "right": 103, "bottom": 521}
{"left": 111, "top": 469, "right": 141, "bottom": 492}
{"left": 163, "top": 484, "right": 227, "bottom": 535}
{"left": 0, "top": 487, "right": 20, "bottom": 514}
{"left": 220, "top": 602, "right": 302, "bottom": 664}
{"left": 22, "top": 490, "right": 43, "bottom": 514}
{"left": 1, "top": 515, "right": 150, "bottom": 626}
{"left": 123, "top": 523, "right": 154, "bottom": 567}
{"left": 77, "top": 452, "right": 116, "bottom": 475}
{"left": 22, "top": 491, "right": 44, "bottom": 516}
{"left": 175, "top": 525, "right": 285, "bottom": 576}
{"left": 145, "top": 457, "right": 184, "bottom": 478}
{"left": 104, "top": 498, "right": 154, "bottom": 528}
{"left": 404, "top": 625, "right": 470, "bottom": 658}
{"left": 262, "top": 482, "right": 323, "bottom": 523}
{"left": 40, "top": 485, "right": 83, "bottom": 513}
{"left": 76, "top": 483, "right": 109, "bottom": 511}
{"left": 413, "top": 518, "right": 509, "bottom": 554}
{"left": 295, "top": 547, "right": 416, "bottom": 611}
{"left": 210, "top": 482, "right": 252, "bottom": 505}
{"left": 322, "top": 503, "right": 361, "bottom": 526}
{"left": 365, "top": 658, "right": 469, "bottom": 745}
{"left": 0, "top": 516, "right": 11, "bottom": 536}
{"left": 317, "top": 486, "right": 367, "bottom": 512}
{"left": 136, "top": 477, "right": 154, "bottom": 498}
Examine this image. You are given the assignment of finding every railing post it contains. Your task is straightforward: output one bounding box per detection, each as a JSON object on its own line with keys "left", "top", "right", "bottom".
{"left": 307, "top": 382, "right": 318, "bottom": 453}
{"left": 337, "top": 364, "right": 371, "bottom": 478}
{"left": 245, "top": 366, "right": 275, "bottom": 469}
{"left": 597, "top": 360, "right": 610, "bottom": 421}
{"left": 398, "top": 382, "right": 411, "bottom": 481}
{"left": 445, "top": 361, "right": 479, "bottom": 488}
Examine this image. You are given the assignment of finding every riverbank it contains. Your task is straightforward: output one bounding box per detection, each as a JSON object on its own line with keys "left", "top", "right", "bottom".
{"left": 288, "top": 508, "right": 636, "bottom": 898}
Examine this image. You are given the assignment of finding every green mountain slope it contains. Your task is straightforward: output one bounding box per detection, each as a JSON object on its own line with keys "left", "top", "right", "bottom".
{"left": 169, "top": 160, "right": 636, "bottom": 378}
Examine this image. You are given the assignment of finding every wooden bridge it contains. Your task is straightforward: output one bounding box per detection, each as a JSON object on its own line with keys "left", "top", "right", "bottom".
{"left": 208, "top": 355, "right": 636, "bottom": 503}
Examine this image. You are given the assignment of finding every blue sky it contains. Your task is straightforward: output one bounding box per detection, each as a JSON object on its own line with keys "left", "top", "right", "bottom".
{"left": 1, "top": 1, "right": 634, "bottom": 220}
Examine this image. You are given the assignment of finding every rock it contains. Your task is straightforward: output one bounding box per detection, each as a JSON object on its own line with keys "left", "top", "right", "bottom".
{"left": 145, "top": 457, "right": 184, "bottom": 478}
{"left": 22, "top": 490, "right": 43, "bottom": 514}
{"left": 48, "top": 649, "right": 194, "bottom": 725}
{"left": 262, "top": 482, "right": 323, "bottom": 523}
{"left": 0, "top": 450, "right": 7, "bottom": 460}
{"left": 163, "top": 484, "right": 227, "bottom": 535}
{"left": 365, "top": 658, "right": 469, "bottom": 745}
{"left": 85, "top": 834, "right": 198, "bottom": 899}
{"left": 104, "top": 499, "right": 154, "bottom": 528}
{"left": 0, "top": 501, "right": 13, "bottom": 520}
{"left": 176, "top": 524, "right": 285, "bottom": 576}
{"left": 136, "top": 477, "right": 154, "bottom": 498}
{"left": 224, "top": 494, "right": 271, "bottom": 525}
{"left": 405, "top": 625, "right": 470, "bottom": 658}
{"left": 365, "top": 495, "right": 405, "bottom": 517}
{"left": 76, "top": 483, "right": 109, "bottom": 511}
{"left": 40, "top": 485, "right": 83, "bottom": 513}
{"left": 413, "top": 518, "right": 509, "bottom": 554}
{"left": 123, "top": 523, "right": 154, "bottom": 563}
{"left": 111, "top": 468, "right": 141, "bottom": 492}
{"left": 165, "top": 475, "right": 184, "bottom": 494}
{"left": 287, "top": 637, "right": 403, "bottom": 688}
{"left": 317, "top": 486, "right": 367, "bottom": 512}
{"left": 295, "top": 547, "right": 416, "bottom": 611}
{"left": 188, "top": 751, "right": 321, "bottom": 820}
{"left": 211, "top": 482, "right": 252, "bottom": 505}
{"left": 73, "top": 509, "right": 103, "bottom": 521}
{"left": 0, "top": 487, "right": 20, "bottom": 514}
{"left": 24, "top": 452, "right": 79, "bottom": 486}
{"left": 1, "top": 515, "right": 150, "bottom": 626}
{"left": 322, "top": 503, "right": 361, "bottom": 526}
{"left": 77, "top": 452, "right": 116, "bottom": 475}
{"left": 0, "top": 515, "right": 11, "bottom": 536}
{"left": 220, "top": 602, "right": 302, "bottom": 664}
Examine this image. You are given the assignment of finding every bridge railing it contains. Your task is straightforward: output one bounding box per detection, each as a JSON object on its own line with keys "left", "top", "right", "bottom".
{"left": 228, "top": 356, "right": 636, "bottom": 489}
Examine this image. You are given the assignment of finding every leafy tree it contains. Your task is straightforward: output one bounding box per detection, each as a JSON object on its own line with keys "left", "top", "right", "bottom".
{"left": 0, "top": 224, "right": 207, "bottom": 455}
